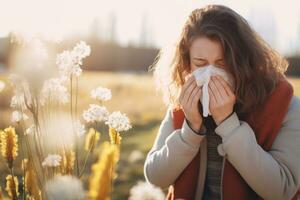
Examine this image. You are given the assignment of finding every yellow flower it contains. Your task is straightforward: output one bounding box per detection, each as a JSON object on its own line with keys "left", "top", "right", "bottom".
{"left": 21, "top": 159, "right": 29, "bottom": 171}
{"left": 85, "top": 128, "right": 100, "bottom": 151}
{"left": 88, "top": 142, "right": 118, "bottom": 200}
{"left": 23, "top": 159, "right": 41, "bottom": 200}
{"left": 26, "top": 196, "right": 35, "bottom": 200}
{"left": 61, "top": 149, "right": 75, "bottom": 174}
{"left": 5, "top": 175, "right": 19, "bottom": 199}
{"left": 108, "top": 128, "right": 121, "bottom": 163}
{"left": 109, "top": 127, "right": 122, "bottom": 145}
{"left": 0, "top": 127, "right": 18, "bottom": 168}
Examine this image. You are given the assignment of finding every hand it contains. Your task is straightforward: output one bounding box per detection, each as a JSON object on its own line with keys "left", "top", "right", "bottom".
{"left": 179, "top": 75, "right": 203, "bottom": 131}
{"left": 208, "top": 75, "right": 236, "bottom": 126}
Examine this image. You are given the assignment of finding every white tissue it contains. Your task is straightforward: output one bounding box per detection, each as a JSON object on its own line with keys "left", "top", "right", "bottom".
{"left": 192, "top": 64, "right": 234, "bottom": 117}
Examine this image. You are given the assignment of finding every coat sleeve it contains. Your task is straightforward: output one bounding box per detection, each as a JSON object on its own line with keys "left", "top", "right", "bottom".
{"left": 143, "top": 107, "right": 206, "bottom": 189}
{"left": 215, "top": 96, "right": 300, "bottom": 200}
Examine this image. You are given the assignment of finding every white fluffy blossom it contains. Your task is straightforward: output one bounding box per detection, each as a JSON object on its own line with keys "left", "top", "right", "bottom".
{"left": 0, "top": 80, "right": 5, "bottom": 92}
{"left": 105, "top": 111, "right": 132, "bottom": 132}
{"left": 73, "top": 41, "right": 91, "bottom": 59}
{"left": 129, "top": 181, "right": 165, "bottom": 200}
{"left": 11, "top": 111, "right": 29, "bottom": 123}
{"left": 83, "top": 104, "right": 109, "bottom": 123}
{"left": 25, "top": 124, "right": 36, "bottom": 135}
{"left": 56, "top": 41, "right": 91, "bottom": 78}
{"left": 56, "top": 50, "right": 80, "bottom": 78}
{"left": 90, "top": 87, "right": 112, "bottom": 102}
{"left": 40, "top": 78, "right": 70, "bottom": 105}
{"left": 9, "top": 74, "right": 32, "bottom": 110}
{"left": 42, "top": 154, "right": 62, "bottom": 167}
{"left": 10, "top": 94, "right": 27, "bottom": 110}
{"left": 45, "top": 176, "right": 85, "bottom": 200}
{"left": 74, "top": 120, "right": 85, "bottom": 136}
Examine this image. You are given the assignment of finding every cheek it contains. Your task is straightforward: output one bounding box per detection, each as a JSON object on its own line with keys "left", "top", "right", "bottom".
{"left": 190, "top": 64, "right": 198, "bottom": 73}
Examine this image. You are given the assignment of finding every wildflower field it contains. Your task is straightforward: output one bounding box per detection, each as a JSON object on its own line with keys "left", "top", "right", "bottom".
{"left": 0, "top": 66, "right": 168, "bottom": 199}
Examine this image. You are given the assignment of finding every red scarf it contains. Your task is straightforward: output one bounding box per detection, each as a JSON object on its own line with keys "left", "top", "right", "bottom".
{"left": 166, "top": 75, "right": 300, "bottom": 200}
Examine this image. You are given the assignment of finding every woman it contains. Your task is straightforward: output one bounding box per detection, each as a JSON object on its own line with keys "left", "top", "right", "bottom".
{"left": 144, "top": 4, "right": 300, "bottom": 200}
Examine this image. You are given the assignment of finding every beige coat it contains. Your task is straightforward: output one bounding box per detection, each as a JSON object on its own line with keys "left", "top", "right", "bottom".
{"left": 144, "top": 95, "right": 300, "bottom": 200}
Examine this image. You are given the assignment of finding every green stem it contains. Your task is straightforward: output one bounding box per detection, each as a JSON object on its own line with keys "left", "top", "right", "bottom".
{"left": 18, "top": 108, "right": 43, "bottom": 190}
{"left": 70, "top": 76, "right": 80, "bottom": 176}
{"left": 9, "top": 167, "right": 19, "bottom": 200}
{"left": 22, "top": 163, "right": 26, "bottom": 200}
{"left": 78, "top": 130, "right": 96, "bottom": 178}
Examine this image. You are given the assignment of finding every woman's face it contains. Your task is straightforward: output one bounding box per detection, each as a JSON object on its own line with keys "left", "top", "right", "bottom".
{"left": 189, "top": 36, "right": 228, "bottom": 73}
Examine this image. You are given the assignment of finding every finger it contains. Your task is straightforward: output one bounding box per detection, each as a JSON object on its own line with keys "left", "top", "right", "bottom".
{"left": 183, "top": 80, "right": 197, "bottom": 104}
{"left": 216, "top": 75, "right": 234, "bottom": 97}
{"left": 184, "top": 73, "right": 193, "bottom": 81}
{"left": 180, "top": 80, "right": 196, "bottom": 106}
{"left": 208, "top": 85, "right": 217, "bottom": 107}
{"left": 183, "top": 75, "right": 195, "bottom": 90}
{"left": 215, "top": 75, "right": 230, "bottom": 96}
{"left": 188, "top": 85, "right": 200, "bottom": 106}
{"left": 191, "top": 87, "right": 202, "bottom": 109}
{"left": 179, "top": 75, "right": 195, "bottom": 100}
{"left": 209, "top": 78, "right": 222, "bottom": 104}
{"left": 212, "top": 76, "right": 228, "bottom": 99}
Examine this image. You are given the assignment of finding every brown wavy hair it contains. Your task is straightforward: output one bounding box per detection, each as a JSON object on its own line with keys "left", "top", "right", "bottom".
{"left": 150, "top": 4, "right": 289, "bottom": 115}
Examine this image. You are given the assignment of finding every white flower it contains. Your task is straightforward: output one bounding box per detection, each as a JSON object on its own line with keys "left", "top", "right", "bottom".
{"left": 105, "top": 111, "right": 132, "bottom": 132}
{"left": 73, "top": 41, "right": 91, "bottom": 59}
{"left": 129, "top": 150, "right": 144, "bottom": 163}
{"left": 10, "top": 94, "right": 27, "bottom": 110}
{"left": 40, "top": 78, "right": 70, "bottom": 105}
{"left": 45, "top": 175, "right": 85, "bottom": 200}
{"left": 74, "top": 120, "right": 85, "bottom": 136}
{"left": 11, "top": 111, "right": 29, "bottom": 123}
{"left": 56, "top": 41, "right": 91, "bottom": 78}
{"left": 9, "top": 74, "right": 32, "bottom": 110}
{"left": 42, "top": 154, "right": 62, "bottom": 167}
{"left": 0, "top": 80, "right": 5, "bottom": 92}
{"left": 25, "top": 124, "right": 36, "bottom": 135}
{"left": 82, "top": 104, "right": 109, "bottom": 123}
{"left": 129, "top": 181, "right": 165, "bottom": 200}
{"left": 56, "top": 50, "right": 80, "bottom": 78}
{"left": 91, "top": 87, "right": 112, "bottom": 101}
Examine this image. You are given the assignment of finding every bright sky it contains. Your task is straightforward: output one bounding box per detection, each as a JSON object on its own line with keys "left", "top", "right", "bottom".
{"left": 0, "top": 0, "right": 299, "bottom": 55}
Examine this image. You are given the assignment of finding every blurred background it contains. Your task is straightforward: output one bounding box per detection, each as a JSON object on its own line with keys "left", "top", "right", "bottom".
{"left": 0, "top": 0, "right": 300, "bottom": 199}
